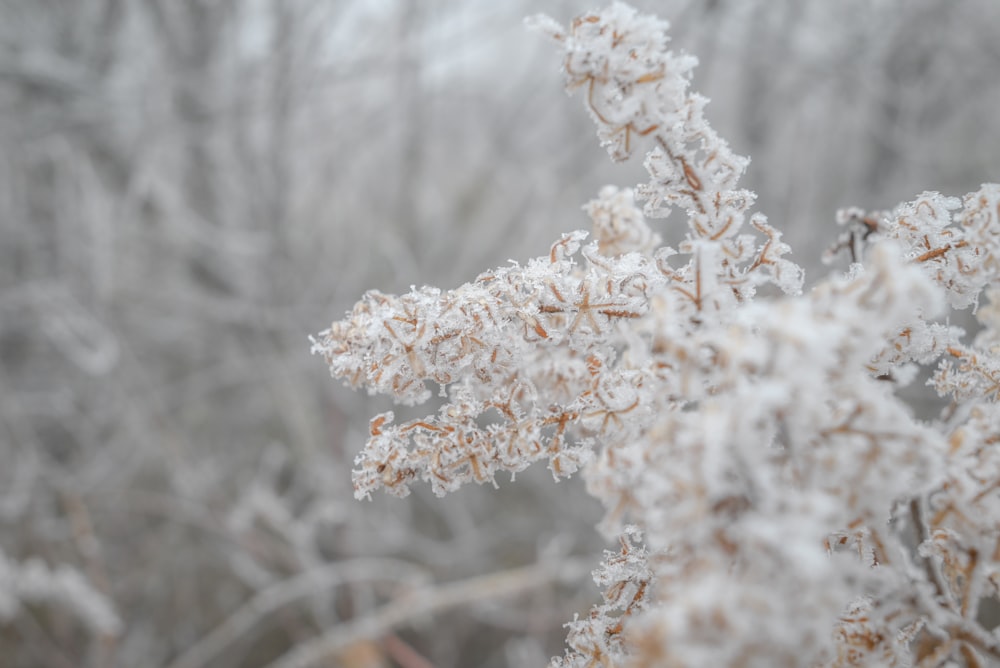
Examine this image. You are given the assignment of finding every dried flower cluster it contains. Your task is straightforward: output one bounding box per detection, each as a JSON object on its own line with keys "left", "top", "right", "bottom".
{"left": 312, "top": 3, "right": 1000, "bottom": 666}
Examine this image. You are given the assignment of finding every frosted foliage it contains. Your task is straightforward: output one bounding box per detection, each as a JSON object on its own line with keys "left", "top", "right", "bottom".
{"left": 0, "top": 549, "right": 121, "bottom": 637}
{"left": 314, "top": 4, "right": 1000, "bottom": 666}
{"left": 835, "top": 186, "right": 1000, "bottom": 310}
{"left": 585, "top": 186, "right": 660, "bottom": 257}
{"left": 551, "top": 526, "right": 653, "bottom": 668}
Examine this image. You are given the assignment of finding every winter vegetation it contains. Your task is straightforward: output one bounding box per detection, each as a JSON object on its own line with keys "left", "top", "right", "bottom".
{"left": 3, "top": 1, "right": 1000, "bottom": 667}
{"left": 313, "top": 3, "right": 1000, "bottom": 666}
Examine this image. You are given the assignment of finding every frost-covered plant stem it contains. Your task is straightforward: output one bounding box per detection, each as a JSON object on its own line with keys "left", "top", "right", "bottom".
{"left": 311, "top": 3, "right": 1000, "bottom": 666}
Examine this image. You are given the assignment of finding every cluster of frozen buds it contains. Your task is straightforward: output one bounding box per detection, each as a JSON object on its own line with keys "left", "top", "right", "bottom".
{"left": 313, "top": 3, "right": 1000, "bottom": 666}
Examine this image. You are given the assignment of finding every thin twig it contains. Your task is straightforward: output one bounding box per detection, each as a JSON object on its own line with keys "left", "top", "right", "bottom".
{"left": 264, "top": 557, "right": 593, "bottom": 668}
{"left": 910, "top": 497, "right": 954, "bottom": 610}
{"left": 383, "top": 633, "right": 436, "bottom": 668}
{"left": 164, "top": 558, "right": 429, "bottom": 668}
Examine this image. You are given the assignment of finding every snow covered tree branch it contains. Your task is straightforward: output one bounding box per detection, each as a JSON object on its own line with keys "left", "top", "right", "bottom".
{"left": 312, "top": 3, "right": 1000, "bottom": 666}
